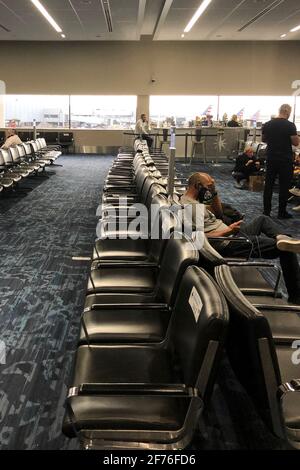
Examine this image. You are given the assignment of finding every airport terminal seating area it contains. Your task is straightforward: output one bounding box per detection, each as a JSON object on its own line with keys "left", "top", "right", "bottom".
{"left": 61, "top": 140, "right": 300, "bottom": 450}
{"left": 0, "top": 138, "right": 62, "bottom": 196}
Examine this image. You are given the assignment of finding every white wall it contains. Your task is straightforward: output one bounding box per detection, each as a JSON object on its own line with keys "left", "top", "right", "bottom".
{"left": 0, "top": 40, "right": 299, "bottom": 95}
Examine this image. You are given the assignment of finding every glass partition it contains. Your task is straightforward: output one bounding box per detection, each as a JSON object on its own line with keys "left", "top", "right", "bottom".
{"left": 70, "top": 96, "right": 137, "bottom": 129}
{"left": 5, "top": 95, "right": 69, "bottom": 128}
{"left": 150, "top": 96, "right": 219, "bottom": 128}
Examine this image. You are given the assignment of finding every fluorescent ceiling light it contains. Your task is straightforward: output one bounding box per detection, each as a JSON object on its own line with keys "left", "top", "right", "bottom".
{"left": 61, "top": 34, "right": 66, "bottom": 38}
{"left": 280, "top": 33, "right": 287, "bottom": 38}
{"left": 184, "top": 0, "right": 212, "bottom": 33}
{"left": 290, "top": 24, "right": 300, "bottom": 32}
{"left": 30, "top": 0, "right": 62, "bottom": 33}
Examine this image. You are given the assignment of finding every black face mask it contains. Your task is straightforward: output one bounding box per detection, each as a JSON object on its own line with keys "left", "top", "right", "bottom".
{"left": 197, "top": 185, "right": 214, "bottom": 203}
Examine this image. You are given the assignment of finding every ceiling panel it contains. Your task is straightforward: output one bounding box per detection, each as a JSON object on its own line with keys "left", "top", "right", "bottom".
{"left": 0, "top": 0, "right": 299, "bottom": 41}
{"left": 158, "top": 0, "right": 300, "bottom": 40}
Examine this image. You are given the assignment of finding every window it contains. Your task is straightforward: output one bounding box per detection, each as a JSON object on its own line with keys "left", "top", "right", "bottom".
{"left": 219, "top": 96, "right": 295, "bottom": 125}
{"left": 70, "top": 96, "right": 137, "bottom": 129}
{"left": 150, "top": 96, "right": 219, "bottom": 128}
{"left": 5, "top": 95, "right": 69, "bottom": 128}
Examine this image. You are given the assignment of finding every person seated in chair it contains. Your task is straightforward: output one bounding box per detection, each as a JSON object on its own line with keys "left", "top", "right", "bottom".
{"left": 227, "top": 115, "right": 240, "bottom": 128}
{"left": 232, "top": 147, "right": 262, "bottom": 189}
{"left": 1, "top": 129, "right": 22, "bottom": 149}
{"left": 135, "top": 114, "right": 153, "bottom": 149}
{"left": 181, "top": 172, "right": 300, "bottom": 304}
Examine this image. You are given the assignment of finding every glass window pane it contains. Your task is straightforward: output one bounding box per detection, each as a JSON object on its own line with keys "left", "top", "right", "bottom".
{"left": 150, "top": 96, "right": 219, "bottom": 128}
{"left": 5, "top": 95, "right": 69, "bottom": 128}
{"left": 70, "top": 96, "right": 137, "bottom": 129}
{"left": 219, "top": 96, "right": 295, "bottom": 125}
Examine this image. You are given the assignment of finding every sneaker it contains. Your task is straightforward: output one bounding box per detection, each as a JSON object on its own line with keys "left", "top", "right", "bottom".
{"left": 289, "top": 187, "right": 300, "bottom": 197}
{"left": 292, "top": 205, "right": 300, "bottom": 212}
{"left": 277, "top": 235, "right": 300, "bottom": 254}
{"left": 278, "top": 212, "right": 293, "bottom": 219}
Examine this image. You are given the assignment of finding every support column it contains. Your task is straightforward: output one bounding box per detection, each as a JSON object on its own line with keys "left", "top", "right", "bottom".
{"left": 136, "top": 95, "right": 150, "bottom": 121}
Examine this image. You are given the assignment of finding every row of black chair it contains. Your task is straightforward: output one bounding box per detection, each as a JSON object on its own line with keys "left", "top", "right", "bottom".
{"left": 0, "top": 131, "right": 74, "bottom": 153}
{"left": 0, "top": 138, "right": 62, "bottom": 195}
{"left": 62, "top": 141, "right": 230, "bottom": 449}
{"left": 63, "top": 140, "right": 300, "bottom": 450}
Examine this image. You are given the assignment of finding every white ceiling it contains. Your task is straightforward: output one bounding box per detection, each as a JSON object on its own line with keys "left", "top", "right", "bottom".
{"left": 0, "top": 0, "right": 300, "bottom": 41}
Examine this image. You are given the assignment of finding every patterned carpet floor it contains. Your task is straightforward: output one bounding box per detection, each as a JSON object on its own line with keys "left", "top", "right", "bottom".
{"left": 0, "top": 156, "right": 296, "bottom": 450}
{"left": 0, "top": 156, "right": 113, "bottom": 450}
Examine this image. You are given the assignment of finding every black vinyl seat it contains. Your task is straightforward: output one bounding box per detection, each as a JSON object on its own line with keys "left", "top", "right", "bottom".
{"left": 16, "top": 144, "right": 43, "bottom": 172}
{"left": 8, "top": 147, "right": 36, "bottom": 176}
{"left": 36, "top": 137, "right": 61, "bottom": 153}
{"left": 36, "top": 139, "right": 61, "bottom": 159}
{"left": 99, "top": 184, "right": 167, "bottom": 240}
{"left": 80, "top": 230, "right": 196, "bottom": 345}
{"left": 93, "top": 195, "right": 173, "bottom": 263}
{"left": 0, "top": 148, "right": 32, "bottom": 178}
{"left": 63, "top": 266, "right": 229, "bottom": 449}
{"left": 197, "top": 234, "right": 283, "bottom": 299}
{"left": 0, "top": 151, "right": 15, "bottom": 189}
{"left": 79, "top": 306, "right": 170, "bottom": 345}
{"left": 21, "top": 142, "right": 47, "bottom": 168}
{"left": 88, "top": 233, "right": 198, "bottom": 295}
{"left": 0, "top": 149, "right": 26, "bottom": 183}
{"left": 81, "top": 234, "right": 199, "bottom": 344}
{"left": 215, "top": 264, "right": 300, "bottom": 450}
{"left": 30, "top": 141, "right": 61, "bottom": 163}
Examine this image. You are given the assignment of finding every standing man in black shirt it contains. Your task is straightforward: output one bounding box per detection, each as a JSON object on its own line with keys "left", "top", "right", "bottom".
{"left": 262, "top": 104, "right": 299, "bottom": 219}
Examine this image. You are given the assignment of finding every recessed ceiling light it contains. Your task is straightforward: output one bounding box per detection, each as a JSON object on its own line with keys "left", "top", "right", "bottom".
{"left": 30, "top": 0, "right": 62, "bottom": 33}
{"left": 184, "top": 0, "right": 212, "bottom": 33}
{"left": 290, "top": 24, "right": 300, "bottom": 33}
{"left": 181, "top": 34, "right": 185, "bottom": 38}
{"left": 280, "top": 33, "right": 287, "bottom": 38}
{"left": 61, "top": 34, "right": 66, "bottom": 38}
